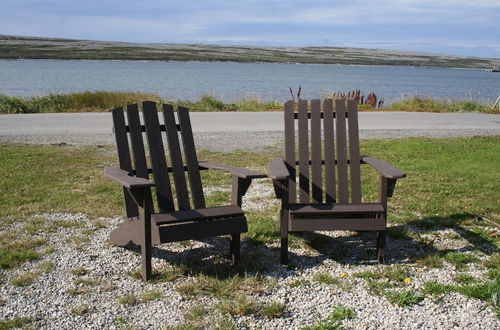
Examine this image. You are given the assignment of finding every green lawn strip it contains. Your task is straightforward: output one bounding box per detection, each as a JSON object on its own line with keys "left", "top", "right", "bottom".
{"left": 0, "top": 136, "right": 499, "bottom": 277}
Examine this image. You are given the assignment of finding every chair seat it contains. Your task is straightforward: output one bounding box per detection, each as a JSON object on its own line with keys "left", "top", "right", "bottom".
{"left": 288, "top": 203, "right": 385, "bottom": 231}
{"left": 289, "top": 203, "right": 384, "bottom": 215}
{"left": 152, "top": 205, "right": 244, "bottom": 225}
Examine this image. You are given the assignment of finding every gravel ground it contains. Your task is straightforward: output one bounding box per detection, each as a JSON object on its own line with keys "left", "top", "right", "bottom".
{"left": 1, "top": 182, "right": 498, "bottom": 329}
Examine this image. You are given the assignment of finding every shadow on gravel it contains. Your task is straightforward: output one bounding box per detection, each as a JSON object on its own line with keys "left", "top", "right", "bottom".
{"left": 123, "top": 212, "right": 498, "bottom": 279}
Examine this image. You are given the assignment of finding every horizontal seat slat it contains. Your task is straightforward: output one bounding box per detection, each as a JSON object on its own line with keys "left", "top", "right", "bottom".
{"left": 157, "top": 216, "right": 247, "bottom": 243}
{"left": 289, "top": 203, "right": 385, "bottom": 214}
{"left": 290, "top": 218, "right": 386, "bottom": 231}
{"left": 152, "top": 205, "right": 244, "bottom": 225}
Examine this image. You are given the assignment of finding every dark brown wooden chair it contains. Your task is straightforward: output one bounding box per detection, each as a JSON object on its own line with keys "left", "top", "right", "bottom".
{"left": 104, "top": 101, "right": 265, "bottom": 280}
{"left": 268, "top": 99, "right": 406, "bottom": 264}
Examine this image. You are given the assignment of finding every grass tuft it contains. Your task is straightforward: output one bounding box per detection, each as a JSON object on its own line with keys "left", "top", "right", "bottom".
{"left": 260, "top": 301, "right": 286, "bottom": 319}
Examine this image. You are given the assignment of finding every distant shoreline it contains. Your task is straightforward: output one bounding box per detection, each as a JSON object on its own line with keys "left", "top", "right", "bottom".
{"left": 2, "top": 34, "right": 499, "bottom": 69}
{"left": 1, "top": 58, "right": 486, "bottom": 71}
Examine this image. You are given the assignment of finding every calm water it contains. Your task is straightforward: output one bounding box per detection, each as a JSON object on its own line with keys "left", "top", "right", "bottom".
{"left": 0, "top": 60, "right": 499, "bottom": 103}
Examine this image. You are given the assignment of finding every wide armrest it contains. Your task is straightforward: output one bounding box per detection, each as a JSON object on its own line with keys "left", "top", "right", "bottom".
{"left": 267, "top": 158, "right": 291, "bottom": 180}
{"left": 361, "top": 156, "right": 406, "bottom": 179}
{"left": 198, "top": 161, "right": 266, "bottom": 179}
{"left": 104, "top": 167, "right": 155, "bottom": 189}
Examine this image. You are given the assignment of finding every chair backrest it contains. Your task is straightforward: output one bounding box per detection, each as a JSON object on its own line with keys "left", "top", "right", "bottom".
{"left": 284, "top": 98, "right": 361, "bottom": 205}
{"left": 112, "top": 101, "right": 206, "bottom": 218}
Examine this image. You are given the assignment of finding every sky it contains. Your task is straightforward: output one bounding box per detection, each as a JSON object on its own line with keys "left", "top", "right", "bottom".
{"left": 1, "top": 0, "right": 499, "bottom": 58}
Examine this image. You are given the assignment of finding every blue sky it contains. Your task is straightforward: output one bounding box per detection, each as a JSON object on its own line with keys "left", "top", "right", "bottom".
{"left": 1, "top": 0, "right": 499, "bottom": 58}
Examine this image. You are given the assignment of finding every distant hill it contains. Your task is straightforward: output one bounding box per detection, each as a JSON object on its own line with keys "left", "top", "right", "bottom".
{"left": 1, "top": 34, "right": 499, "bottom": 69}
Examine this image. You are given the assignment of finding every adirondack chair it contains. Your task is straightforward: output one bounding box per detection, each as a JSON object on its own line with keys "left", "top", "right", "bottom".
{"left": 104, "top": 101, "right": 265, "bottom": 280}
{"left": 268, "top": 99, "right": 406, "bottom": 264}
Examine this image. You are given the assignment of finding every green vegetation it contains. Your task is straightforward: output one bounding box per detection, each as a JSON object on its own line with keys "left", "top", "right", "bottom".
{"left": 387, "top": 97, "right": 498, "bottom": 114}
{"left": 0, "top": 136, "right": 499, "bottom": 323}
{"left": 260, "top": 301, "right": 286, "bottom": 319}
{"left": 313, "top": 272, "right": 340, "bottom": 285}
{"left": 140, "top": 289, "right": 163, "bottom": 302}
{"left": 117, "top": 294, "right": 139, "bottom": 306}
{"left": 216, "top": 295, "right": 257, "bottom": 316}
{"left": 0, "top": 316, "right": 32, "bottom": 329}
{"left": 1, "top": 91, "right": 497, "bottom": 114}
{"left": 302, "top": 305, "right": 356, "bottom": 330}
{"left": 0, "top": 92, "right": 280, "bottom": 114}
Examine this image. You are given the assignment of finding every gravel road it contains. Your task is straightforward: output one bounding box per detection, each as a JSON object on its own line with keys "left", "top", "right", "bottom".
{"left": 1, "top": 112, "right": 499, "bottom": 152}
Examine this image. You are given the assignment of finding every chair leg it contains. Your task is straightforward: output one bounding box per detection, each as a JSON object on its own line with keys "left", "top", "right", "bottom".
{"left": 377, "top": 230, "right": 386, "bottom": 263}
{"left": 230, "top": 233, "right": 240, "bottom": 265}
{"left": 280, "top": 236, "right": 289, "bottom": 265}
{"left": 140, "top": 192, "right": 152, "bottom": 281}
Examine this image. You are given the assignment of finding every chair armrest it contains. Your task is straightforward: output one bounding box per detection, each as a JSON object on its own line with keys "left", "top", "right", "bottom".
{"left": 267, "top": 158, "right": 291, "bottom": 180}
{"left": 198, "top": 161, "right": 266, "bottom": 179}
{"left": 104, "top": 167, "right": 155, "bottom": 189}
{"left": 361, "top": 156, "right": 406, "bottom": 179}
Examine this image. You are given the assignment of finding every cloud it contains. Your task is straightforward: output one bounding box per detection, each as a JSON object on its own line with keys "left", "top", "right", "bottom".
{"left": 0, "top": 0, "right": 498, "bottom": 57}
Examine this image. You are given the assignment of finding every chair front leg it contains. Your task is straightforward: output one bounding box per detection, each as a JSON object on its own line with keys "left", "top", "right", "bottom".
{"left": 230, "top": 233, "right": 240, "bottom": 264}
{"left": 377, "top": 230, "right": 386, "bottom": 263}
{"left": 131, "top": 187, "right": 153, "bottom": 281}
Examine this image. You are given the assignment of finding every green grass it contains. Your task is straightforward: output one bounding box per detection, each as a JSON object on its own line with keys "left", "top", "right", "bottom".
{"left": 0, "top": 92, "right": 281, "bottom": 114}
{"left": 1, "top": 92, "right": 497, "bottom": 114}
{"left": 216, "top": 295, "right": 257, "bottom": 316}
{"left": 117, "top": 294, "right": 139, "bottom": 306}
{"left": 444, "top": 252, "right": 479, "bottom": 270}
{"left": 387, "top": 97, "right": 497, "bottom": 114}
{"left": 260, "top": 301, "right": 286, "bottom": 319}
{"left": 313, "top": 272, "right": 340, "bottom": 285}
{"left": 0, "top": 316, "right": 32, "bottom": 329}
{"left": 302, "top": 305, "right": 356, "bottom": 330}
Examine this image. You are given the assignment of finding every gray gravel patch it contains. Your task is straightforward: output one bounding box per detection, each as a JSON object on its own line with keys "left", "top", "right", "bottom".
{"left": 1, "top": 181, "right": 499, "bottom": 329}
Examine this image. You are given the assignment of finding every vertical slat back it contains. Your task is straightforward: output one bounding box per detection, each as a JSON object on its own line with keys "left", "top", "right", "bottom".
{"left": 335, "top": 99, "right": 349, "bottom": 204}
{"left": 127, "top": 104, "right": 149, "bottom": 179}
{"left": 298, "top": 99, "right": 310, "bottom": 203}
{"left": 310, "top": 99, "right": 323, "bottom": 203}
{"left": 177, "top": 107, "right": 206, "bottom": 209}
{"left": 323, "top": 99, "right": 336, "bottom": 204}
{"left": 162, "top": 104, "right": 191, "bottom": 210}
{"left": 112, "top": 107, "right": 138, "bottom": 218}
{"left": 347, "top": 100, "right": 362, "bottom": 203}
{"left": 142, "top": 101, "right": 175, "bottom": 212}
{"left": 284, "top": 100, "right": 297, "bottom": 203}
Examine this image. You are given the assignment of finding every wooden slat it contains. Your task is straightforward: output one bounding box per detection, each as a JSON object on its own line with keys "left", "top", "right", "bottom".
{"left": 289, "top": 202, "right": 384, "bottom": 214}
{"left": 289, "top": 218, "right": 386, "bottom": 232}
{"left": 157, "top": 217, "right": 247, "bottom": 243}
{"left": 323, "top": 99, "right": 336, "bottom": 204}
{"left": 162, "top": 104, "right": 190, "bottom": 210}
{"left": 177, "top": 106, "right": 206, "bottom": 209}
{"left": 310, "top": 99, "right": 322, "bottom": 203}
{"left": 142, "top": 101, "right": 175, "bottom": 212}
{"left": 126, "top": 104, "right": 149, "bottom": 179}
{"left": 284, "top": 100, "right": 296, "bottom": 203}
{"left": 335, "top": 99, "right": 349, "bottom": 204}
{"left": 347, "top": 100, "right": 362, "bottom": 203}
{"left": 111, "top": 106, "right": 138, "bottom": 218}
{"left": 298, "top": 99, "right": 310, "bottom": 203}
{"left": 153, "top": 205, "right": 244, "bottom": 225}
